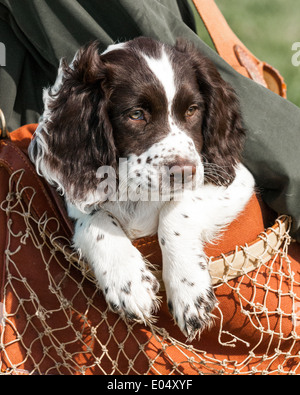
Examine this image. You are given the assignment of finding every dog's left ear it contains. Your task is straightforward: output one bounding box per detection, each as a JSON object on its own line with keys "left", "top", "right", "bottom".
{"left": 175, "top": 39, "right": 245, "bottom": 186}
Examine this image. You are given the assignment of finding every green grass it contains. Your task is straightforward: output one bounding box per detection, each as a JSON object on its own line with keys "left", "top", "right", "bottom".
{"left": 188, "top": 0, "right": 300, "bottom": 107}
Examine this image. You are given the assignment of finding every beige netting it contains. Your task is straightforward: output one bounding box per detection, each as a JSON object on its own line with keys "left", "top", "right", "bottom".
{"left": 0, "top": 169, "right": 300, "bottom": 375}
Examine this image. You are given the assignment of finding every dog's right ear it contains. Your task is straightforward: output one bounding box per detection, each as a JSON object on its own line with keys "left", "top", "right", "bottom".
{"left": 29, "top": 41, "right": 117, "bottom": 211}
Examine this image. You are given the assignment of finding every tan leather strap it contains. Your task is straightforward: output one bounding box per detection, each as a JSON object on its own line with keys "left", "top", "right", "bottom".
{"left": 192, "top": 0, "right": 287, "bottom": 97}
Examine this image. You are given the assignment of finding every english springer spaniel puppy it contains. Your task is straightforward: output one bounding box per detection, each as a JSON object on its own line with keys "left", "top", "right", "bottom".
{"left": 29, "top": 37, "right": 254, "bottom": 340}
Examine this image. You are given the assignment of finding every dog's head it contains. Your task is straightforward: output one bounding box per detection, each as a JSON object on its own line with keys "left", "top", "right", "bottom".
{"left": 29, "top": 37, "right": 245, "bottom": 211}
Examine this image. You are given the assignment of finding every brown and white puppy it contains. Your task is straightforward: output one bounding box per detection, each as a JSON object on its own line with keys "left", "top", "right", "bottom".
{"left": 29, "top": 37, "right": 254, "bottom": 340}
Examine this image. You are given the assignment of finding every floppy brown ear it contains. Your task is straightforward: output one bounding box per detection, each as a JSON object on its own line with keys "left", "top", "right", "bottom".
{"left": 29, "top": 41, "right": 117, "bottom": 208}
{"left": 175, "top": 39, "right": 245, "bottom": 186}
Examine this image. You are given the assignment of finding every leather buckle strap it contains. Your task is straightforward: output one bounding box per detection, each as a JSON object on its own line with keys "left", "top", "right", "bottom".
{"left": 192, "top": 0, "right": 287, "bottom": 98}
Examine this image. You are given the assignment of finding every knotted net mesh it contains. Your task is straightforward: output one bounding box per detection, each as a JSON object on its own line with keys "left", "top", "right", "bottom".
{"left": 0, "top": 169, "right": 300, "bottom": 375}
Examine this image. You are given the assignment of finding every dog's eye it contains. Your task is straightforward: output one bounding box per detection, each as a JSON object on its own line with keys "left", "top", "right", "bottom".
{"left": 185, "top": 105, "right": 198, "bottom": 118}
{"left": 129, "top": 110, "right": 145, "bottom": 121}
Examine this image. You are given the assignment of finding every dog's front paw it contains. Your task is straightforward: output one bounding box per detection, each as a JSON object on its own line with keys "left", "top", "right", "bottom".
{"left": 101, "top": 260, "right": 160, "bottom": 324}
{"left": 165, "top": 270, "right": 217, "bottom": 341}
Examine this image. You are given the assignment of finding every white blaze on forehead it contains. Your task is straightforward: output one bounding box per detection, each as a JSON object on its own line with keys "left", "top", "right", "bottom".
{"left": 102, "top": 42, "right": 127, "bottom": 55}
{"left": 142, "top": 48, "right": 176, "bottom": 110}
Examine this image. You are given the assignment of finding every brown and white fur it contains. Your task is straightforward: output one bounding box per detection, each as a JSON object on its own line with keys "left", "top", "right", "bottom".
{"left": 29, "top": 37, "right": 254, "bottom": 340}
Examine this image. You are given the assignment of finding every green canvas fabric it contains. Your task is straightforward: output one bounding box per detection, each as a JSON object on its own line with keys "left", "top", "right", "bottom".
{"left": 0, "top": 0, "right": 299, "bottom": 242}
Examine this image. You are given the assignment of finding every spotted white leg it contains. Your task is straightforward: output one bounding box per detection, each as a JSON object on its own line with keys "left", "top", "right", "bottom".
{"left": 158, "top": 164, "right": 254, "bottom": 340}
{"left": 158, "top": 204, "right": 217, "bottom": 340}
{"left": 68, "top": 204, "right": 160, "bottom": 323}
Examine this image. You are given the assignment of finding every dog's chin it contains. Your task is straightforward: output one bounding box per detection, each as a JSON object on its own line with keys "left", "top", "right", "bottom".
{"left": 123, "top": 176, "right": 203, "bottom": 202}
{"left": 161, "top": 178, "right": 203, "bottom": 201}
